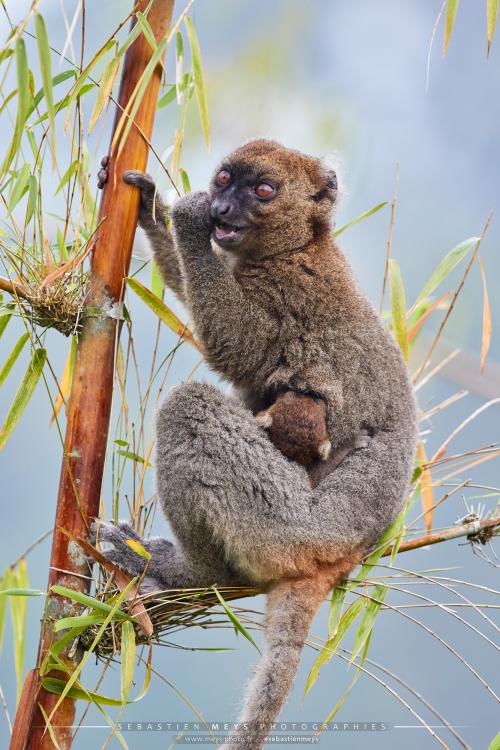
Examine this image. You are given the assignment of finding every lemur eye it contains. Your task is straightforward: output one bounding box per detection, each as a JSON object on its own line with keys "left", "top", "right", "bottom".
{"left": 217, "top": 170, "right": 231, "bottom": 186}
{"left": 255, "top": 182, "right": 275, "bottom": 199}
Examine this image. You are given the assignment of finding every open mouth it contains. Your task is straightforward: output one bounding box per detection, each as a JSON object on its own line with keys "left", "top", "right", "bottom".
{"left": 213, "top": 221, "right": 247, "bottom": 243}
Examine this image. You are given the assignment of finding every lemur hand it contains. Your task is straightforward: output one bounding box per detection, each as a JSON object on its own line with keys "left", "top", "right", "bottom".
{"left": 123, "top": 170, "right": 169, "bottom": 229}
{"left": 170, "top": 191, "right": 213, "bottom": 246}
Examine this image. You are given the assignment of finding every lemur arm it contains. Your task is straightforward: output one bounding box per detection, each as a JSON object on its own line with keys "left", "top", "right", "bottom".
{"left": 170, "top": 191, "right": 280, "bottom": 380}
{"left": 123, "top": 171, "right": 186, "bottom": 304}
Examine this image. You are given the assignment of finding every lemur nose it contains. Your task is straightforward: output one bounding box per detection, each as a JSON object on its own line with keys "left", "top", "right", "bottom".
{"left": 211, "top": 198, "right": 232, "bottom": 220}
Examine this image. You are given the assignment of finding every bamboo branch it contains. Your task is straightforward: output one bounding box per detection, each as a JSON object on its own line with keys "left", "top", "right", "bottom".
{"left": 10, "top": 3, "right": 175, "bottom": 749}
{"left": 0, "top": 276, "right": 29, "bottom": 301}
{"left": 385, "top": 515, "right": 499, "bottom": 555}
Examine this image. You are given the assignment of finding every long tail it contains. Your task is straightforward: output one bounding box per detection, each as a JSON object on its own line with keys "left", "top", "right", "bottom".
{"left": 222, "top": 555, "right": 361, "bottom": 750}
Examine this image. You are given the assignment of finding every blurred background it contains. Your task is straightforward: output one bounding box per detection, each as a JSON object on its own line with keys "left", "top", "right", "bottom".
{"left": 0, "top": 1, "right": 499, "bottom": 748}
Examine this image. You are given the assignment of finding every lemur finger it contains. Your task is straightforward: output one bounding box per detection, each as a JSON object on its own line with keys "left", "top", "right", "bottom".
{"left": 97, "top": 168, "right": 108, "bottom": 189}
{"left": 123, "top": 170, "right": 155, "bottom": 192}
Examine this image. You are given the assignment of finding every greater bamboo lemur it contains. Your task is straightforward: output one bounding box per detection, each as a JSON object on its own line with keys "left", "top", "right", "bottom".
{"left": 94, "top": 140, "right": 417, "bottom": 750}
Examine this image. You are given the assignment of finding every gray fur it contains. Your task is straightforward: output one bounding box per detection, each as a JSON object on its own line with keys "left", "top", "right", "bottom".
{"left": 95, "top": 141, "right": 418, "bottom": 750}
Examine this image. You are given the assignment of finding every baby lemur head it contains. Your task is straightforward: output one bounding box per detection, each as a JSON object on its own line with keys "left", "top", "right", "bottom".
{"left": 209, "top": 139, "right": 338, "bottom": 258}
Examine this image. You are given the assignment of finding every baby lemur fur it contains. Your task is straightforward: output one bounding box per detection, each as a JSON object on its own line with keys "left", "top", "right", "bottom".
{"left": 95, "top": 140, "right": 417, "bottom": 750}
{"left": 255, "top": 391, "right": 371, "bottom": 487}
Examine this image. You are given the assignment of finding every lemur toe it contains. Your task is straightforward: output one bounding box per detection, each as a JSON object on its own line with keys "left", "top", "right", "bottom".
{"left": 90, "top": 520, "right": 149, "bottom": 576}
{"left": 354, "top": 429, "right": 371, "bottom": 450}
{"left": 255, "top": 410, "right": 273, "bottom": 429}
{"left": 318, "top": 439, "right": 332, "bottom": 461}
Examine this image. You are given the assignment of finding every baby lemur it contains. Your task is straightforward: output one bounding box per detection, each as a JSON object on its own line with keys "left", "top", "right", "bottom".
{"left": 94, "top": 140, "right": 417, "bottom": 750}
{"left": 255, "top": 391, "right": 370, "bottom": 487}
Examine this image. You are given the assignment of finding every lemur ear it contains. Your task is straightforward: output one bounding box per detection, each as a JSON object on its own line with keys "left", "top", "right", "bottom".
{"left": 311, "top": 168, "right": 338, "bottom": 203}
{"left": 325, "top": 169, "right": 338, "bottom": 196}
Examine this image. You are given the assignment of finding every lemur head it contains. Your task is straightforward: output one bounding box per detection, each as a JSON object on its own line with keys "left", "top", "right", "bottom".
{"left": 209, "top": 139, "right": 337, "bottom": 259}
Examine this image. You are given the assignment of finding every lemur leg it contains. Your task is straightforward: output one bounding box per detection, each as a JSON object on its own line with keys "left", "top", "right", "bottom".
{"left": 92, "top": 517, "right": 246, "bottom": 591}
{"left": 154, "top": 381, "right": 413, "bottom": 582}
{"left": 99, "top": 382, "right": 412, "bottom": 587}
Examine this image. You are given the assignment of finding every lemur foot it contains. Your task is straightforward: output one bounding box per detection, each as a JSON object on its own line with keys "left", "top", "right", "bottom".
{"left": 353, "top": 428, "right": 371, "bottom": 450}
{"left": 97, "top": 155, "right": 109, "bottom": 189}
{"left": 90, "top": 520, "right": 150, "bottom": 578}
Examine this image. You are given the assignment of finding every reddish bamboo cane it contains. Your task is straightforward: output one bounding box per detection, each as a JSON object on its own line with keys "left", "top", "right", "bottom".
{"left": 9, "top": 2, "right": 175, "bottom": 748}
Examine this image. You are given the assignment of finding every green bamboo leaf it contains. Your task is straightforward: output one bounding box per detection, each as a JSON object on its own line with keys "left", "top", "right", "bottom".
{"left": 487, "top": 0, "right": 499, "bottom": 54}
{"left": 8, "top": 163, "right": 31, "bottom": 214}
{"left": 121, "top": 621, "right": 136, "bottom": 705}
{"left": 117, "top": 449, "right": 152, "bottom": 467}
{"left": 136, "top": 11, "right": 158, "bottom": 51}
{"left": 33, "top": 83, "right": 94, "bottom": 126}
{"left": 151, "top": 261, "right": 164, "bottom": 298}
{"left": 10, "top": 560, "right": 28, "bottom": 703}
{"left": 0, "top": 348, "right": 46, "bottom": 450}
{"left": 334, "top": 201, "right": 388, "bottom": 237}
{"left": 48, "top": 626, "right": 88, "bottom": 658}
{"left": 0, "top": 332, "right": 29, "bottom": 387}
{"left": 415, "top": 236, "right": 479, "bottom": 303}
{"left": 179, "top": 167, "right": 191, "bottom": 194}
{"left": 443, "top": 0, "right": 460, "bottom": 55}
{"left": 350, "top": 508, "right": 406, "bottom": 589}
{"left": 89, "top": 54, "right": 120, "bottom": 133}
{"left": 328, "top": 585, "right": 346, "bottom": 639}
{"left": 125, "top": 539, "right": 151, "bottom": 560}
{"left": 1, "top": 38, "right": 31, "bottom": 179}
{"left": 0, "top": 569, "right": 13, "bottom": 657}
{"left": 126, "top": 277, "right": 198, "bottom": 348}
{"left": 487, "top": 730, "right": 500, "bottom": 750}
{"left": 47, "top": 579, "right": 137, "bottom": 721}
{"left": 42, "top": 677, "right": 129, "bottom": 707}
{"left": 157, "top": 84, "right": 177, "bottom": 109}
{"left": 55, "top": 159, "right": 79, "bottom": 195}
{"left": 50, "top": 584, "right": 130, "bottom": 619}
{"left": 54, "top": 614, "right": 110, "bottom": 632}
{"left": 29, "top": 69, "right": 76, "bottom": 119}
{"left": 0, "top": 48, "right": 14, "bottom": 65}
{"left": 350, "top": 584, "right": 387, "bottom": 665}
{"left": 0, "top": 312, "right": 12, "bottom": 340}
{"left": 117, "top": 0, "right": 155, "bottom": 57}
{"left": 212, "top": 587, "right": 260, "bottom": 652}
{"left": 0, "top": 588, "right": 45, "bottom": 597}
{"left": 26, "top": 174, "right": 37, "bottom": 224}
{"left": 185, "top": 17, "right": 210, "bottom": 148}
{"left": 38, "top": 704, "right": 62, "bottom": 750}
{"left": 34, "top": 13, "right": 56, "bottom": 167}
{"left": 321, "top": 634, "right": 371, "bottom": 724}
{"left": 64, "top": 39, "right": 116, "bottom": 131}
{"left": 0, "top": 87, "right": 17, "bottom": 118}
{"left": 175, "top": 31, "right": 184, "bottom": 104}
{"left": 389, "top": 259, "right": 409, "bottom": 361}
{"left": 305, "top": 597, "right": 365, "bottom": 695}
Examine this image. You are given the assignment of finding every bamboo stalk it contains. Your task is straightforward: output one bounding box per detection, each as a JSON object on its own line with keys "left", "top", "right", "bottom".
{"left": 9, "top": 3, "right": 175, "bottom": 749}
{"left": 0, "top": 276, "right": 29, "bottom": 301}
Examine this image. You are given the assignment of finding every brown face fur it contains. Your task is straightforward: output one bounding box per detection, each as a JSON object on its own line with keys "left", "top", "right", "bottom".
{"left": 256, "top": 391, "right": 331, "bottom": 467}
{"left": 208, "top": 139, "right": 337, "bottom": 259}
